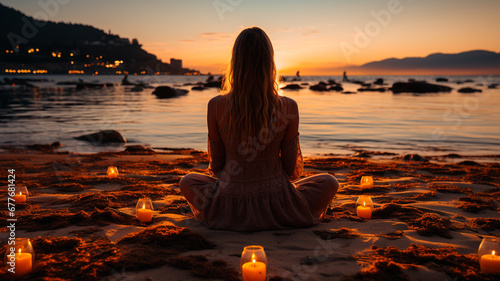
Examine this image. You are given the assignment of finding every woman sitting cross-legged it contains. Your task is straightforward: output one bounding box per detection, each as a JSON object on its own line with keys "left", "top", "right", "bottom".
{"left": 180, "top": 27, "right": 338, "bottom": 232}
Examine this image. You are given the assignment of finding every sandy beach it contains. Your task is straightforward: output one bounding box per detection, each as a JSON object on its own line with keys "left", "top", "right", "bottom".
{"left": 1, "top": 145, "right": 499, "bottom": 281}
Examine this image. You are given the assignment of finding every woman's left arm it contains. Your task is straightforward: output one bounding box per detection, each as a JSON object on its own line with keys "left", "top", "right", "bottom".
{"left": 280, "top": 97, "right": 303, "bottom": 181}
{"left": 207, "top": 96, "right": 225, "bottom": 177}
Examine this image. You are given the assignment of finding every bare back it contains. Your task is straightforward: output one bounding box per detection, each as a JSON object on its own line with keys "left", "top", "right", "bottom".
{"left": 207, "top": 95, "right": 299, "bottom": 145}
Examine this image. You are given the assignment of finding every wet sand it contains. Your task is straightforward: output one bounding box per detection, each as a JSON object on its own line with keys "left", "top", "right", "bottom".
{"left": 0, "top": 146, "right": 499, "bottom": 280}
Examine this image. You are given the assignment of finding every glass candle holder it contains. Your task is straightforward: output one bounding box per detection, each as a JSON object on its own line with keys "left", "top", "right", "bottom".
{"left": 478, "top": 237, "right": 500, "bottom": 275}
{"left": 5, "top": 238, "right": 34, "bottom": 277}
{"left": 360, "top": 176, "right": 373, "bottom": 189}
{"left": 240, "top": 245, "right": 267, "bottom": 281}
{"left": 14, "top": 186, "right": 29, "bottom": 203}
{"left": 107, "top": 166, "right": 119, "bottom": 179}
{"left": 136, "top": 197, "right": 154, "bottom": 222}
{"left": 356, "top": 195, "right": 374, "bottom": 219}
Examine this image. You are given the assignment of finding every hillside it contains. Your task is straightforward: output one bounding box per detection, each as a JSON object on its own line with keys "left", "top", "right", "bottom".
{"left": 0, "top": 3, "right": 198, "bottom": 75}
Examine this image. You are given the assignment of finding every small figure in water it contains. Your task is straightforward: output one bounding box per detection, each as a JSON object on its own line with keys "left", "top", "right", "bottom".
{"left": 292, "top": 70, "right": 301, "bottom": 81}
{"left": 122, "top": 74, "right": 133, "bottom": 85}
{"left": 122, "top": 74, "right": 149, "bottom": 88}
{"left": 343, "top": 71, "right": 349, "bottom": 82}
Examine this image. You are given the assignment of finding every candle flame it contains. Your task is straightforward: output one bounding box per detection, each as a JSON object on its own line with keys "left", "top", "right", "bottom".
{"left": 18, "top": 249, "right": 21, "bottom": 254}
{"left": 363, "top": 202, "right": 366, "bottom": 207}
{"left": 19, "top": 192, "right": 22, "bottom": 195}
{"left": 142, "top": 204, "right": 145, "bottom": 209}
{"left": 252, "top": 253, "right": 256, "bottom": 263}
{"left": 493, "top": 250, "right": 496, "bottom": 256}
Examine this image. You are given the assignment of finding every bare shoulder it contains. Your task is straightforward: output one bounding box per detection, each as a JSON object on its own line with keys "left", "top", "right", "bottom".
{"left": 208, "top": 94, "right": 222, "bottom": 104}
{"left": 208, "top": 95, "right": 228, "bottom": 122}
{"left": 280, "top": 96, "right": 298, "bottom": 114}
{"left": 208, "top": 95, "right": 226, "bottom": 108}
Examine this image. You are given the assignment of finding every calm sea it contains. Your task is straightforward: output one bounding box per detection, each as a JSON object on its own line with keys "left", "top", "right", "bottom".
{"left": 1, "top": 74, "right": 499, "bottom": 158}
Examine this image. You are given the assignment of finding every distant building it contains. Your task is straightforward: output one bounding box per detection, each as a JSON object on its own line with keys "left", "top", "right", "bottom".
{"left": 170, "top": 58, "right": 182, "bottom": 70}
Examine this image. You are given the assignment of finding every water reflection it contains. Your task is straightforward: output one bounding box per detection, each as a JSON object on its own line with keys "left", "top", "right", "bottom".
{"left": 0, "top": 74, "right": 499, "bottom": 156}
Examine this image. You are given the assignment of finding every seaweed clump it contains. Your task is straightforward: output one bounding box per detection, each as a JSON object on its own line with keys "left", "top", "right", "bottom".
{"left": 410, "top": 213, "right": 454, "bottom": 238}
{"left": 372, "top": 204, "right": 456, "bottom": 238}
{"left": 344, "top": 244, "right": 491, "bottom": 281}
{"left": 16, "top": 208, "right": 139, "bottom": 231}
{"left": 470, "top": 218, "right": 500, "bottom": 231}
{"left": 377, "top": 230, "right": 404, "bottom": 240}
{"left": 321, "top": 203, "right": 365, "bottom": 222}
{"left": 341, "top": 260, "right": 410, "bottom": 281}
{"left": 428, "top": 184, "right": 472, "bottom": 194}
{"left": 313, "top": 228, "right": 361, "bottom": 240}
{"left": 458, "top": 195, "right": 497, "bottom": 213}
{"left": 0, "top": 236, "right": 119, "bottom": 281}
{"left": 117, "top": 225, "right": 215, "bottom": 251}
{"left": 115, "top": 225, "right": 216, "bottom": 272}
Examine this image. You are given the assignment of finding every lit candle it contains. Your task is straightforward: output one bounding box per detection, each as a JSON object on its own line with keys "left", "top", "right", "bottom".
{"left": 14, "top": 192, "right": 27, "bottom": 203}
{"left": 360, "top": 176, "right": 373, "bottom": 189}
{"left": 357, "top": 201, "right": 372, "bottom": 219}
{"left": 480, "top": 250, "right": 500, "bottom": 275}
{"left": 242, "top": 254, "right": 266, "bottom": 281}
{"left": 137, "top": 204, "right": 153, "bottom": 222}
{"left": 14, "top": 249, "right": 32, "bottom": 277}
{"left": 107, "top": 166, "right": 119, "bottom": 179}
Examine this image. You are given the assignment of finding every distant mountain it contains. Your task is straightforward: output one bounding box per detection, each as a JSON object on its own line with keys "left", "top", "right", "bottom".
{"left": 0, "top": 3, "right": 198, "bottom": 75}
{"left": 355, "top": 50, "right": 500, "bottom": 75}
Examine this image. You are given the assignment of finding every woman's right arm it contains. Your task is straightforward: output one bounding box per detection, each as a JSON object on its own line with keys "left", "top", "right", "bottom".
{"left": 281, "top": 97, "right": 303, "bottom": 181}
{"left": 207, "top": 96, "right": 225, "bottom": 177}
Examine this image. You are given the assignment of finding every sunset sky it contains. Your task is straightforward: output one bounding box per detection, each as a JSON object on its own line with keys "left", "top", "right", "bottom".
{"left": 1, "top": 0, "right": 499, "bottom": 75}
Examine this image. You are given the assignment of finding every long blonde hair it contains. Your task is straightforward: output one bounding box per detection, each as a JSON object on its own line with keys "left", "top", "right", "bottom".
{"left": 221, "top": 27, "right": 283, "bottom": 149}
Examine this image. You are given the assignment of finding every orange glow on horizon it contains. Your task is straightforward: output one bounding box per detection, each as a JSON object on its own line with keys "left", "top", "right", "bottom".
{"left": 277, "top": 64, "right": 500, "bottom": 76}
{"left": 147, "top": 43, "right": 500, "bottom": 75}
